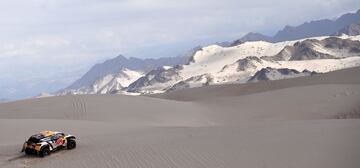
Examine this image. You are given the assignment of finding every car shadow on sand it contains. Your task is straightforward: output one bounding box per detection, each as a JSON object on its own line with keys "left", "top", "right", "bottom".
{"left": 6, "top": 149, "right": 69, "bottom": 167}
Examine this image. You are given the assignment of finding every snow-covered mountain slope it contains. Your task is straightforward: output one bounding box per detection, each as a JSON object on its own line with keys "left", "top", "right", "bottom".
{"left": 127, "top": 66, "right": 182, "bottom": 94}
{"left": 58, "top": 55, "right": 188, "bottom": 95}
{"left": 58, "top": 68, "right": 144, "bottom": 95}
{"left": 127, "top": 35, "right": 360, "bottom": 94}
{"left": 96, "top": 69, "right": 144, "bottom": 94}
{"left": 36, "top": 92, "right": 54, "bottom": 98}
{"left": 66, "top": 55, "right": 188, "bottom": 90}
{"left": 248, "top": 67, "right": 315, "bottom": 82}
{"left": 262, "top": 37, "right": 360, "bottom": 61}
{"left": 166, "top": 73, "right": 213, "bottom": 92}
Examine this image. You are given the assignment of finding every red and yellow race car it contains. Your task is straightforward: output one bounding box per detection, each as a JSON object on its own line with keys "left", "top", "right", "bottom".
{"left": 21, "top": 131, "right": 76, "bottom": 157}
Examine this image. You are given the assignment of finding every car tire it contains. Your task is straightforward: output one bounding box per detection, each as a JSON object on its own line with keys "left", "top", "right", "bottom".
{"left": 67, "top": 139, "right": 76, "bottom": 150}
{"left": 24, "top": 148, "right": 32, "bottom": 155}
{"left": 39, "top": 147, "right": 50, "bottom": 157}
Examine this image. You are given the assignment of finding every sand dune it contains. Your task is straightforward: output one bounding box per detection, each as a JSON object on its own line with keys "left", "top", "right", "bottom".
{"left": 0, "top": 95, "right": 210, "bottom": 126}
{"left": 1, "top": 67, "right": 360, "bottom": 168}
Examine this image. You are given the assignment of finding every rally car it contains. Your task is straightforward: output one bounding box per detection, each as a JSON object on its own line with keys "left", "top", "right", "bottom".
{"left": 21, "top": 131, "right": 76, "bottom": 157}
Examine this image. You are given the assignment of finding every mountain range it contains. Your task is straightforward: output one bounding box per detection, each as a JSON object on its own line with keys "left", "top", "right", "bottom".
{"left": 334, "top": 22, "right": 360, "bottom": 36}
{"left": 238, "top": 9, "right": 360, "bottom": 42}
{"left": 58, "top": 9, "right": 360, "bottom": 96}
{"left": 58, "top": 55, "right": 189, "bottom": 95}
{"left": 125, "top": 35, "right": 360, "bottom": 94}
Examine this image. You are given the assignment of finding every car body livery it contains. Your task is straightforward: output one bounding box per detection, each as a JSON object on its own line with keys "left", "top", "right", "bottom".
{"left": 21, "top": 131, "right": 76, "bottom": 157}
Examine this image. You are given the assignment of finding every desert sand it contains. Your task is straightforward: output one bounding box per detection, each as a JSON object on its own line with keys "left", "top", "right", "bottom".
{"left": 1, "top": 67, "right": 360, "bottom": 168}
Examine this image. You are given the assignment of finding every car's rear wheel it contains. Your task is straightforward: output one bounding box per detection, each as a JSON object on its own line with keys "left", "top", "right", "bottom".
{"left": 24, "top": 148, "right": 33, "bottom": 155}
{"left": 39, "top": 147, "right": 50, "bottom": 157}
{"left": 67, "top": 139, "right": 76, "bottom": 150}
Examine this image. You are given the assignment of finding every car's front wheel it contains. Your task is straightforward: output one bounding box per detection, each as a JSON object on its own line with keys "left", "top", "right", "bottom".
{"left": 67, "top": 139, "right": 76, "bottom": 150}
{"left": 39, "top": 147, "right": 50, "bottom": 157}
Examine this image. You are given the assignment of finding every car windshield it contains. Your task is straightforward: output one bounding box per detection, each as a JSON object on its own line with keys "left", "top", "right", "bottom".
{"left": 27, "top": 134, "right": 45, "bottom": 143}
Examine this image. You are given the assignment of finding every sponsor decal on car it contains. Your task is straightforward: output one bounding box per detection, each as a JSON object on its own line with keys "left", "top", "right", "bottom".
{"left": 55, "top": 138, "right": 64, "bottom": 145}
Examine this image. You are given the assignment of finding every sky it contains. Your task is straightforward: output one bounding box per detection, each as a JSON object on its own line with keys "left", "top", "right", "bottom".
{"left": 0, "top": 0, "right": 359, "bottom": 100}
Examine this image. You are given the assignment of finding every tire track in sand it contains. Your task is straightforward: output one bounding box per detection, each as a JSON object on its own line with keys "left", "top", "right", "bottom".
{"left": 70, "top": 95, "right": 87, "bottom": 120}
